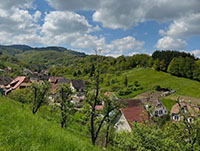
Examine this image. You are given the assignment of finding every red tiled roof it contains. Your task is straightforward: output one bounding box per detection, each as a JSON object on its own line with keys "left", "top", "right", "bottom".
{"left": 7, "top": 76, "right": 29, "bottom": 90}
{"left": 121, "top": 99, "right": 149, "bottom": 126}
{"left": 171, "top": 103, "right": 199, "bottom": 115}
{"left": 95, "top": 105, "right": 104, "bottom": 110}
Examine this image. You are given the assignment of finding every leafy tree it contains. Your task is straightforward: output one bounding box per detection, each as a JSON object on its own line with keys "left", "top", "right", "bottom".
{"left": 8, "top": 88, "right": 32, "bottom": 105}
{"left": 31, "top": 81, "right": 50, "bottom": 114}
{"left": 73, "top": 71, "right": 77, "bottom": 77}
{"left": 123, "top": 75, "right": 128, "bottom": 87}
{"left": 56, "top": 84, "right": 73, "bottom": 128}
{"left": 153, "top": 59, "right": 160, "bottom": 71}
{"left": 193, "top": 60, "right": 200, "bottom": 81}
{"left": 77, "top": 70, "right": 82, "bottom": 75}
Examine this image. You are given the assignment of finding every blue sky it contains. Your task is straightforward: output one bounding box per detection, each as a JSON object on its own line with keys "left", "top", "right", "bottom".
{"left": 0, "top": 0, "right": 200, "bottom": 57}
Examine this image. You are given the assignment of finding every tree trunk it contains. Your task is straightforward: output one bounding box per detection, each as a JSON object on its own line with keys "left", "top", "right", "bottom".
{"left": 105, "top": 118, "right": 110, "bottom": 148}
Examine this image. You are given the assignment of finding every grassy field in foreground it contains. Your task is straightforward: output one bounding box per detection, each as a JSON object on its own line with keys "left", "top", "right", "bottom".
{"left": 0, "top": 97, "right": 100, "bottom": 151}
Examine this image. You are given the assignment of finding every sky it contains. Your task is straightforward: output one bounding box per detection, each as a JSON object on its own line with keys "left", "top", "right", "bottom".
{"left": 0, "top": 0, "right": 200, "bottom": 57}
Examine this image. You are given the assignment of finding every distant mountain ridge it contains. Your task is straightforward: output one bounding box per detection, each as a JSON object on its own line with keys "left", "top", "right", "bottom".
{"left": 0, "top": 44, "right": 87, "bottom": 57}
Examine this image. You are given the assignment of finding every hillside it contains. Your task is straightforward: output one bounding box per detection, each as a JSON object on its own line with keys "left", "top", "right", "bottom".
{"left": 0, "top": 44, "right": 87, "bottom": 57}
{"left": 0, "top": 97, "right": 100, "bottom": 151}
{"left": 16, "top": 50, "right": 84, "bottom": 70}
{"left": 101, "top": 68, "right": 200, "bottom": 100}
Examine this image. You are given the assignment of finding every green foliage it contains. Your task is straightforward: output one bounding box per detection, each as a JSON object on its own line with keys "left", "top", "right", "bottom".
{"left": 123, "top": 75, "right": 128, "bottom": 87}
{"left": 112, "top": 121, "right": 200, "bottom": 151}
{"left": 168, "top": 57, "right": 195, "bottom": 79}
{"left": 0, "top": 97, "right": 100, "bottom": 151}
{"left": 161, "top": 98, "right": 176, "bottom": 111}
{"left": 152, "top": 50, "right": 195, "bottom": 68}
{"left": 8, "top": 88, "right": 33, "bottom": 104}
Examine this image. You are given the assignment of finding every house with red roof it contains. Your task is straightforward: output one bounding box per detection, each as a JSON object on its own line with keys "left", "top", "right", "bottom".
{"left": 171, "top": 102, "right": 199, "bottom": 122}
{"left": 115, "top": 99, "right": 150, "bottom": 132}
{"left": 5, "top": 76, "right": 31, "bottom": 95}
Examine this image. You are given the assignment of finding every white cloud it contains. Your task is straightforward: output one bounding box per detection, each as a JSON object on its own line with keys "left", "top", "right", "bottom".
{"left": 160, "top": 13, "right": 200, "bottom": 38}
{"left": 155, "top": 36, "right": 187, "bottom": 50}
{"left": 0, "top": 0, "right": 41, "bottom": 45}
{"left": 0, "top": 8, "right": 41, "bottom": 45}
{"left": 41, "top": 10, "right": 144, "bottom": 55}
{"left": 192, "top": 49, "right": 200, "bottom": 57}
{"left": 46, "top": 0, "right": 200, "bottom": 30}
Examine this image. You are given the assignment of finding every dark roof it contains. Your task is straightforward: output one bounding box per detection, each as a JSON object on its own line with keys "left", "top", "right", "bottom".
{"left": 56, "top": 78, "right": 71, "bottom": 84}
{"left": 0, "top": 76, "right": 13, "bottom": 86}
{"left": 71, "top": 79, "right": 85, "bottom": 90}
{"left": 39, "top": 74, "right": 49, "bottom": 81}
{"left": 121, "top": 99, "right": 150, "bottom": 125}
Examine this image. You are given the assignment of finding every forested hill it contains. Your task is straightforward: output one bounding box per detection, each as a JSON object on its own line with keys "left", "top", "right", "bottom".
{"left": 0, "top": 44, "right": 87, "bottom": 57}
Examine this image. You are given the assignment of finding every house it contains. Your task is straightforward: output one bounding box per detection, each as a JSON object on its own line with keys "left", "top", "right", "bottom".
{"left": 0, "top": 76, "right": 13, "bottom": 95}
{"left": 5, "top": 76, "right": 31, "bottom": 95}
{"left": 56, "top": 78, "right": 71, "bottom": 84}
{"left": 143, "top": 98, "right": 168, "bottom": 117}
{"left": 49, "top": 78, "right": 71, "bottom": 103}
{"left": 115, "top": 99, "right": 150, "bottom": 132}
{"left": 0, "top": 76, "right": 13, "bottom": 88}
{"left": 171, "top": 102, "right": 199, "bottom": 122}
{"left": 70, "top": 79, "right": 85, "bottom": 92}
{"left": 22, "top": 69, "right": 33, "bottom": 76}
{"left": 30, "top": 72, "right": 39, "bottom": 81}
{"left": 49, "top": 77, "right": 64, "bottom": 84}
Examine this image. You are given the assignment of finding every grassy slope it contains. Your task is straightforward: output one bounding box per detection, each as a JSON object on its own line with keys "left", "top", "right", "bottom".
{"left": 124, "top": 68, "right": 200, "bottom": 98}
{"left": 0, "top": 97, "right": 99, "bottom": 151}
{"left": 127, "top": 68, "right": 200, "bottom": 98}
{"left": 99, "top": 68, "right": 200, "bottom": 99}
{"left": 161, "top": 98, "right": 176, "bottom": 111}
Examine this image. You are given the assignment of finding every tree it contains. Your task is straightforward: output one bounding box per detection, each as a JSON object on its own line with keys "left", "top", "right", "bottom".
{"left": 153, "top": 59, "right": 160, "bottom": 71}
{"left": 86, "top": 51, "right": 120, "bottom": 146}
{"left": 73, "top": 71, "right": 77, "bottom": 76}
{"left": 31, "top": 81, "right": 50, "bottom": 114}
{"left": 77, "top": 70, "right": 82, "bottom": 75}
{"left": 56, "top": 84, "right": 73, "bottom": 128}
{"left": 123, "top": 75, "right": 128, "bottom": 87}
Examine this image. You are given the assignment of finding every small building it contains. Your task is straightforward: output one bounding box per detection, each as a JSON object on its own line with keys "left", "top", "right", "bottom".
{"left": 0, "top": 76, "right": 13, "bottom": 88}
{"left": 30, "top": 72, "right": 39, "bottom": 81}
{"left": 143, "top": 98, "right": 168, "bottom": 117}
{"left": 171, "top": 102, "right": 199, "bottom": 122}
{"left": 22, "top": 69, "right": 33, "bottom": 76}
{"left": 49, "top": 77, "right": 64, "bottom": 84}
{"left": 70, "top": 79, "right": 85, "bottom": 92}
{"left": 115, "top": 99, "right": 150, "bottom": 132}
{"left": 5, "top": 76, "right": 31, "bottom": 95}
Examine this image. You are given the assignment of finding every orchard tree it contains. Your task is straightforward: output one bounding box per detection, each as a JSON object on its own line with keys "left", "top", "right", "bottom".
{"left": 31, "top": 81, "right": 50, "bottom": 114}
{"left": 56, "top": 84, "right": 73, "bottom": 128}
{"left": 86, "top": 50, "right": 121, "bottom": 146}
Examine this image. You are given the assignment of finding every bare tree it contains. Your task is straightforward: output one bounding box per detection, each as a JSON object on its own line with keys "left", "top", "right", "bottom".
{"left": 31, "top": 81, "right": 50, "bottom": 114}
{"left": 86, "top": 50, "right": 120, "bottom": 146}
{"left": 56, "top": 84, "right": 73, "bottom": 128}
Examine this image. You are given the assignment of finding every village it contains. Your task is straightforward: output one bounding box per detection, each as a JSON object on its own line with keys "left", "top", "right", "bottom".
{"left": 0, "top": 67, "right": 199, "bottom": 132}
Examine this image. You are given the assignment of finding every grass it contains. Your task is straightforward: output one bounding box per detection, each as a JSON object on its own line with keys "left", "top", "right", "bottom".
{"left": 161, "top": 98, "right": 176, "bottom": 111}
{"left": 101, "top": 68, "right": 200, "bottom": 99}
{"left": 0, "top": 97, "right": 100, "bottom": 151}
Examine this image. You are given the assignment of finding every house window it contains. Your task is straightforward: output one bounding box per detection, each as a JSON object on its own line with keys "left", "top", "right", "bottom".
{"left": 181, "top": 107, "right": 186, "bottom": 113}
{"left": 155, "top": 111, "right": 158, "bottom": 116}
{"left": 188, "top": 118, "right": 193, "bottom": 123}
{"left": 173, "top": 115, "right": 180, "bottom": 121}
{"left": 159, "top": 110, "right": 163, "bottom": 115}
